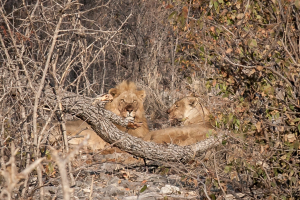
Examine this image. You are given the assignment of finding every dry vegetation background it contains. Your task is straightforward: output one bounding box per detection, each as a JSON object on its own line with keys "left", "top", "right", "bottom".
{"left": 1, "top": 0, "right": 300, "bottom": 199}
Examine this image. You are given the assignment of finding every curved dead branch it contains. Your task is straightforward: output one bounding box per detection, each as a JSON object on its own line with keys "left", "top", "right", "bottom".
{"left": 46, "top": 90, "right": 224, "bottom": 164}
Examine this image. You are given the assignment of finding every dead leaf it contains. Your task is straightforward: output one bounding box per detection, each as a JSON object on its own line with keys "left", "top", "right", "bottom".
{"left": 220, "top": 9, "right": 228, "bottom": 16}
{"left": 182, "top": 6, "right": 188, "bottom": 18}
{"left": 256, "top": 121, "right": 262, "bottom": 132}
{"left": 260, "top": 145, "right": 264, "bottom": 153}
{"left": 274, "top": 141, "right": 282, "bottom": 148}
{"left": 278, "top": 126, "right": 284, "bottom": 132}
{"left": 230, "top": 171, "right": 239, "bottom": 181}
{"left": 226, "top": 48, "right": 233, "bottom": 54}
{"left": 284, "top": 134, "right": 296, "bottom": 143}
{"left": 207, "top": 16, "right": 213, "bottom": 20}
{"left": 281, "top": 154, "right": 286, "bottom": 160}
{"left": 165, "top": 4, "right": 174, "bottom": 9}
{"left": 212, "top": 79, "right": 217, "bottom": 87}
{"left": 276, "top": 90, "right": 285, "bottom": 100}
{"left": 256, "top": 66, "right": 263, "bottom": 71}
{"left": 236, "top": 13, "right": 244, "bottom": 19}
{"left": 246, "top": 69, "right": 256, "bottom": 76}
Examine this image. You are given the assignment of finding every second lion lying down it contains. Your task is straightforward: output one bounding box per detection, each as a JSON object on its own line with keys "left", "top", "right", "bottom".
{"left": 144, "top": 96, "right": 215, "bottom": 146}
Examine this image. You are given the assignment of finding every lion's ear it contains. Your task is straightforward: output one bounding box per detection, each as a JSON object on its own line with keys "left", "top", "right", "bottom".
{"left": 136, "top": 90, "right": 146, "bottom": 101}
{"left": 108, "top": 88, "right": 119, "bottom": 97}
{"left": 188, "top": 98, "right": 197, "bottom": 107}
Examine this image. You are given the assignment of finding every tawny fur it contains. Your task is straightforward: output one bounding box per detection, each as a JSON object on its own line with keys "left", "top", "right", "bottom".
{"left": 41, "top": 120, "right": 107, "bottom": 151}
{"left": 167, "top": 96, "right": 210, "bottom": 125}
{"left": 65, "top": 120, "right": 107, "bottom": 150}
{"left": 144, "top": 96, "right": 215, "bottom": 146}
{"left": 105, "top": 81, "right": 149, "bottom": 138}
{"left": 143, "top": 123, "right": 215, "bottom": 146}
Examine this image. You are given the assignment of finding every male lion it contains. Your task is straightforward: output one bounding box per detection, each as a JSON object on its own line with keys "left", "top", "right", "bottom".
{"left": 105, "top": 80, "right": 149, "bottom": 138}
{"left": 143, "top": 96, "right": 215, "bottom": 146}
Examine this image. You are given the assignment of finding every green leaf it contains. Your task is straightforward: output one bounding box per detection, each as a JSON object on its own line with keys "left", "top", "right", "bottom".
{"left": 214, "top": 1, "right": 219, "bottom": 11}
{"left": 291, "top": 177, "right": 297, "bottom": 185}
{"left": 209, "top": 0, "right": 214, "bottom": 8}
{"left": 290, "top": 105, "right": 295, "bottom": 111}
{"left": 218, "top": 0, "right": 224, "bottom": 3}
{"left": 224, "top": 166, "right": 231, "bottom": 173}
{"left": 206, "top": 129, "right": 214, "bottom": 138}
{"left": 295, "top": 0, "right": 300, "bottom": 9}
{"left": 140, "top": 185, "right": 147, "bottom": 193}
{"left": 227, "top": 19, "right": 233, "bottom": 25}
{"left": 200, "top": 46, "right": 205, "bottom": 52}
{"left": 210, "top": 194, "right": 216, "bottom": 200}
{"left": 249, "top": 39, "right": 257, "bottom": 48}
{"left": 168, "top": 11, "right": 177, "bottom": 20}
{"left": 294, "top": 140, "right": 300, "bottom": 149}
{"left": 197, "top": 20, "right": 204, "bottom": 29}
{"left": 281, "top": 195, "right": 287, "bottom": 200}
{"left": 293, "top": 118, "right": 300, "bottom": 122}
{"left": 271, "top": 181, "right": 276, "bottom": 187}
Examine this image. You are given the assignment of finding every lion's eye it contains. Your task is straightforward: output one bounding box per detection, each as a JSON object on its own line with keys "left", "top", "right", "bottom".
{"left": 121, "top": 99, "right": 125, "bottom": 102}
{"left": 133, "top": 100, "right": 137, "bottom": 103}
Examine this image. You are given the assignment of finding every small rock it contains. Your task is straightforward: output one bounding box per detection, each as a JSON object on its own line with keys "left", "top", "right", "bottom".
{"left": 150, "top": 177, "right": 168, "bottom": 185}
{"left": 160, "top": 184, "right": 180, "bottom": 195}
{"left": 101, "top": 163, "right": 121, "bottom": 172}
{"left": 109, "top": 176, "right": 120, "bottom": 185}
{"left": 103, "top": 185, "right": 125, "bottom": 197}
{"left": 82, "top": 188, "right": 91, "bottom": 193}
{"left": 188, "top": 191, "right": 198, "bottom": 196}
{"left": 43, "top": 186, "right": 57, "bottom": 194}
{"left": 121, "top": 180, "right": 142, "bottom": 190}
{"left": 123, "top": 192, "right": 162, "bottom": 200}
{"left": 225, "top": 193, "right": 245, "bottom": 200}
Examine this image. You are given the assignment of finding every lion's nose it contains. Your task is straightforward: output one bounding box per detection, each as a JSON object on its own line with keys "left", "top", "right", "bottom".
{"left": 125, "top": 105, "right": 134, "bottom": 113}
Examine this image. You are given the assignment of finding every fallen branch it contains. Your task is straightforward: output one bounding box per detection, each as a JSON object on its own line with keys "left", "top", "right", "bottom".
{"left": 45, "top": 90, "right": 225, "bottom": 164}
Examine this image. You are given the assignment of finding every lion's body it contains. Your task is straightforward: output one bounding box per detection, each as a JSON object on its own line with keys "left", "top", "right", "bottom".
{"left": 144, "top": 96, "right": 215, "bottom": 146}
{"left": 42, "top": 119, "right": 107, "bottom": 150}
{"left": 105, "top": 81, "right": 149, "bottom": 138}
{"left": 143, "top": 123, "right": 214, "bottom": 146}
{"left": 65, "top": 120, "right": 107, "bottom": 150}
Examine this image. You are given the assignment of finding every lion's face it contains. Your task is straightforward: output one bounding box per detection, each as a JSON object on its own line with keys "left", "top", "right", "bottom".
{"left": 105, "top": 81, "right": 146, "bottom": 121}
{"left": 110, "top": 91, "right": 143, "bottom": 119}
{"left": 167, "top": 97, "right": 209, "bottom": 125}
{"left": 105, "top": 81, "right": 149, "bottom": 138}
{"left": 167, "top": 97, "right": 192, "bottom": 125}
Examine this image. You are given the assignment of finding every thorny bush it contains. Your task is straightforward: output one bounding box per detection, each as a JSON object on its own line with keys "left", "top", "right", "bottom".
{"left": 167, "top": 0, "right": 300, "bottom": 198}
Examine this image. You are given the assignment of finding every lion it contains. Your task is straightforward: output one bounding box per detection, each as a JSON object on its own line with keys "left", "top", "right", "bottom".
{"left": 66, "top": 120, "right": 107, "bottom": 150}
{"left": 43, "top": 119, "right": 107, "bottom": 151}
{"left": 143, "top": 96, "right": 215, "bottom": 146}
{"left": 143, "top": 123, "right": 215, "bottom": 146}
{"left": 167, "top": 96, "right": 210, "bottom": 126}
{"left": 105, "top": 80, "right": 149, "bottom": 138}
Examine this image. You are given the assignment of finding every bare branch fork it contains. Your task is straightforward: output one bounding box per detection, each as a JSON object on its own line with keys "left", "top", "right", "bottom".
{"left": 45, "top": 90, "right": 225, "bottom": 164}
